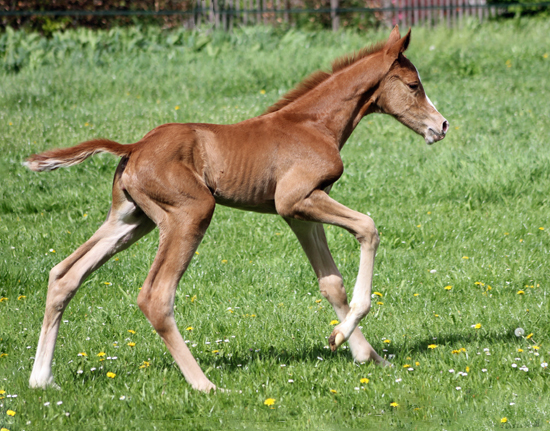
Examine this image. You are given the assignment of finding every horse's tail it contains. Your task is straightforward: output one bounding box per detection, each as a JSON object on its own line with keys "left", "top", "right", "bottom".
{"left": 25, "top": 139, "right": 134, "bottom": 172}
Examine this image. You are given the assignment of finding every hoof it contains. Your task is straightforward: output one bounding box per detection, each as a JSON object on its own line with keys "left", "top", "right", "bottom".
{"left": 328, "top": 331, "right": 346, "bottom": 352}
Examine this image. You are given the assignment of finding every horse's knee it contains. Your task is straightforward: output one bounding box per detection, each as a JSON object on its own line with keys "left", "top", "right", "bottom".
{"left": 319, "top": 274, "right": 348, "bottom": 306}
{"left": 356, "top": 216, "right": 379, "bottom": 249}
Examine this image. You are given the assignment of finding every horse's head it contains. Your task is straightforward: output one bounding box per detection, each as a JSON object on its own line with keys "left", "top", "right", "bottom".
{"left": 373, "top": 27, "right": 449, "bottom": 145}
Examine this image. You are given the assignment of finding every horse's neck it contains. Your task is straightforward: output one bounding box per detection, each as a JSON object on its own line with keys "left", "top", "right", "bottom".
{"left": 280, "top": 59, "right": 380, "bottom": 150}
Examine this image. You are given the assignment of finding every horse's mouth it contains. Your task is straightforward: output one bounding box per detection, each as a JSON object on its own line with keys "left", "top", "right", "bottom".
{"left": 425, "top": 129, "right": 446, "bottom": 145}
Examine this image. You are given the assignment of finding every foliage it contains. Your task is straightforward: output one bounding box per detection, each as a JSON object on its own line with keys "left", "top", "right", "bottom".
{"left": 1, "top": 18, "right": 550, "bottom": 430}
{"left": 0, "top": 0, "right": 194, "bottom": 32}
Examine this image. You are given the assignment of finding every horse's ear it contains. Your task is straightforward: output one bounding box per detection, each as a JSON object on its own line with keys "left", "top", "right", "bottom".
{"left": 385, "top": 28, "right": 411, "bottom": 60}
{"left": 385, "top": 25, "right": 402, "bottom": 49}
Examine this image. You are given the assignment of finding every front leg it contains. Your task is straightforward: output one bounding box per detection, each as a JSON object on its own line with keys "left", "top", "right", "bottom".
{"left": 277, "top": 188, "right": 382, "bottom": 361}
{"left": 286, "top": 219, "right": 384, "bottom": 363}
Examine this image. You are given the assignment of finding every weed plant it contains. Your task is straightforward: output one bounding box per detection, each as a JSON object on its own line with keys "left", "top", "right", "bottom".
{"left": 1, "top": 18, "right": 550, "bottom": 430}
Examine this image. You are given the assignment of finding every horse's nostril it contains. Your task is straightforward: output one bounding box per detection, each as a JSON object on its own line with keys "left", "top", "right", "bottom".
{"left": 442, "top": 120, "right": 449, "bottom": 134}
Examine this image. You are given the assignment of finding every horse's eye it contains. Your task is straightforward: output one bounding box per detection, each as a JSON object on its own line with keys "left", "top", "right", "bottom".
{"left": 408, "top": 83, "right": 419, "bottom": 91}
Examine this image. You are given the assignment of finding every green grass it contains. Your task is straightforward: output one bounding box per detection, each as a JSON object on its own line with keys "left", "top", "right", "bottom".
{"left": 1, "top": 18, "right": 550, "bottom": 430}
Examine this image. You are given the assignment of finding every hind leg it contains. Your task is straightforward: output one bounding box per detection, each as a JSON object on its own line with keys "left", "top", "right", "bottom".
{"left": 134, "top": 194, "right": 216, "bottom": 392}
{"left": 29, "top": 182, "right": 155, "bottom": 388}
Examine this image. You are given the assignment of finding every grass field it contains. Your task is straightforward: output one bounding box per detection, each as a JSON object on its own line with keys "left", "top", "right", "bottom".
{"left": 1, "top": 18, "right": 550, "bottom": 430}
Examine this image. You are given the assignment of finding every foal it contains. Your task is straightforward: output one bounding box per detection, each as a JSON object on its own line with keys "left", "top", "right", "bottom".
{"left": 26, "top": 26, "right": 448, "bottom": 392}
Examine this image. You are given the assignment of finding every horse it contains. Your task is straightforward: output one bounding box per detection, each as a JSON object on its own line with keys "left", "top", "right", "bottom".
{"left": 26, "top": 26, "right": 448, "bottom": 392}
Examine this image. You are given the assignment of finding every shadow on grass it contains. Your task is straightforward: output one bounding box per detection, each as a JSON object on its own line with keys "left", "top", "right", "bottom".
{"left": 181, "top": 327, "right": 523, "bottom": 373}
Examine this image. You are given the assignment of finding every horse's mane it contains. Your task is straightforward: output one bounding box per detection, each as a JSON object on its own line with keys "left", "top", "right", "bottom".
{"left": 263, "top": 41, "right": 386, "bottom": 115}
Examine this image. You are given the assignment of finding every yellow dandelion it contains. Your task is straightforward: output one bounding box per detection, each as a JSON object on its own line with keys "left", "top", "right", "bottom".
{"left": 462, "top": 256, "right": 469, "bottom": 260}
{"left": 6, "top": 410, "right": 15, "bottom": 416}
{"left": 78, "top": 352, "right": 87, "bottom": 357}
{"left": 527, "top": 333, "right": 533, "bottom": 339}
{"left": 544, "top": 53, "right": 548, "bottom": 59}
{"left": 373, "top": 292, "right": 383, "bottom": 297}
{"left": 97, "top": 352, "right": 106, "bottom": 357}
{"left": 212, "top": 350, "right": 219, "bottom": 354}
{"left": 533, "top": 345, "right": 540, "bottom": 350}
{"left": 330, "top": 320, "right": 339, "bottom": 325}
{"left": 315, "top": 299, "right": 322, "bottom": 303}
{"left": 403, "top": 364, "right": 411, "bottom": 368}
{"left": 0, "top": 353, "right": 8, "bottom": 358}
{"left": 466, "top": 366, "right": 470, "bottom": 372}
{"left": 444, "top": 285, "right": 452, "bottom": 290}
{"left": 540, "top": 227, "right": 545, "bottom": 230}
{"left": 428, "top": 344, "right": 437, "bottom": 349}
{"left": 501, "top": 417, "right": 508, "bottom": 423}
{"left": 139, "top": 361, "right": 150, "bottom": 369}
{"left": 517, "top": 290, "right": 525, "bottom": 295}
{"left": 127, "top": 342, "right": 136, "bottom": 347}
{"left": 360, "top": 378, "right": 369, "bottom": 384}
{"left": 383, "top": 339, "right": 391, "bottom": 344}
{"left": 191, "top": 295, "right": 197, "bottom": 303}
{"left": 518, "top": 348, "right": 523, "bottom": 352}
{"left": 260, "top": 89, "right": 266, "bottom": 95}
{"left": 106, "top": 372, "right": 116, "bottom": 378}
{"left": 186, "top": 327, "right": 193, "bottom": 331}
{"left": 415, "top": 361, "right": 420, "bottom": 366}
{"left": 0, "top": 297, "right": 8, "bottom": 302}
{"left": 221, "top": 259, "right": 228, "bottom": 263}
{"left": 474, "top": 323, "right": 482, "bottom": 329}
{"left": 195, "top": 251, "right": 199, "bottom": 255}
{"left": 390, "top": 402, "right": 399, "bottom": 407}
{"left": 264, "top": 398, "right": 275, "bottom": 406}
{"left": 1, "top": 427, "right": 8, "bottom": 431}
{"left": 416, "top": 224, "right": 421, "bottom": 228}
{"left": 452, "top": 349, "right": 460, "bottom": 354}
{"left": 17, "top": 295, "right": 26, "bottom": 300}
{"left": 377, "top": 301, "right": 384, "bottom": 305}
{"left": 127, "top": 329, "right": 136, "bottom": 334}
{"left": 330, "top": 389, "right": 337, "bottom": 394}
{"left": 413, "top": 293, "right": 420, "bottom": 296}
{"left": 175, "top": 106, "right": 180, "bottom": 110}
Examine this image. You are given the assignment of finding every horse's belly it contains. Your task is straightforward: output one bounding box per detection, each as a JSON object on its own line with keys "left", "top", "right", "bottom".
{"left": 213, "top": 195, "right": 278, "bottom": 214}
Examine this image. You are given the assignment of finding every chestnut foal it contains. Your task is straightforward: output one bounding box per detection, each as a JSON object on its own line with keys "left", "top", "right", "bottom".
{"left": 26, "top": 26, "right": 448, "bottom": 392}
